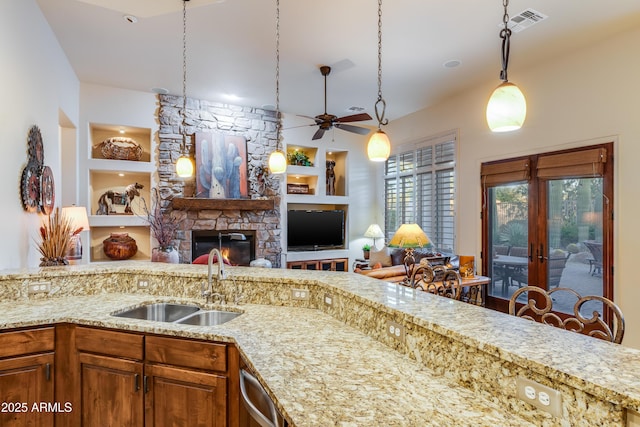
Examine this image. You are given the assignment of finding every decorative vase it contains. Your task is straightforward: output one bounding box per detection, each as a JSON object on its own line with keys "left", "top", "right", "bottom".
{"left": 363, "top": 250, "right": 370, "bottom": 260}
{"left": 152, "top": 246, "right": 179, "bottom": 263}
{"left": 250, "top": 257, "right": 272, "bottom": 268}
{"left": 103, "top": 233, "right": 137, "bottom": 260}
{"left": 39, "top": 257, "right": 69, "bottom": 267}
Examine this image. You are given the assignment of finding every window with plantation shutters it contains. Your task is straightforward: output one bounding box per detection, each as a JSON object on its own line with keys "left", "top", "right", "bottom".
{"left": 384, "top": 132, "right": 456, "bottom": 252}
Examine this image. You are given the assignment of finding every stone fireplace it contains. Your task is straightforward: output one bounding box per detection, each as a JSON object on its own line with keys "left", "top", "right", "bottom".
{"left": 156, "top": 94, "right": 283, "bottom": 267}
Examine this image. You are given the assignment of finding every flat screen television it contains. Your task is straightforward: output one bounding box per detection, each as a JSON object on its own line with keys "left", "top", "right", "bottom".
{"left": 287, "top": 210, "right": 345, "bottom": 251}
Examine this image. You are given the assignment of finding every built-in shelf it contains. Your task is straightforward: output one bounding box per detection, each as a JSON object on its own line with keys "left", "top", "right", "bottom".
{"left": 172, "top": 198, "right": 275, "bottom": 211}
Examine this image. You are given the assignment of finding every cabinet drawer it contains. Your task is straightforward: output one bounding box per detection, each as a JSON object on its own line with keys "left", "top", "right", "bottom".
{"left": 0, "top": 327, "right": 54, "bottom": 358}
{"left": 146, "top": 335, "right": 227, "bottom": 372}
{"left": 76, "top": 327, "right": 144, "bottom": 360}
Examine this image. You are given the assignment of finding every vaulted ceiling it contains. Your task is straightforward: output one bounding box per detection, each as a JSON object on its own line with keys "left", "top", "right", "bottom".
{"left": 37, "top": 0, "right": 640, "bottom": 122}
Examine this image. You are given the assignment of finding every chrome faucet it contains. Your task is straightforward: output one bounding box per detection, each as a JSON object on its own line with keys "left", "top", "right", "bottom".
{"left": 203, "top": 248, "right": 227, "bottom": 303}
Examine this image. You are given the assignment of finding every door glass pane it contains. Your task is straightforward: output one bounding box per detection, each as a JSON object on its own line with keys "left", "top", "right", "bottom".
{"left": 546, "top": 178, "right": 604, "bottom": 314}
{"left": 487, "top": 183, "right": 529, "bottom": 299}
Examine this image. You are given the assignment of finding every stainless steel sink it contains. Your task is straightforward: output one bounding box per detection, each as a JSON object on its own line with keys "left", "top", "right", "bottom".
{"left": 113, "top": 303, "right": 201, "bottom": 322}
{"left": 175, "top": 310, "right": 242, "bottom": 326}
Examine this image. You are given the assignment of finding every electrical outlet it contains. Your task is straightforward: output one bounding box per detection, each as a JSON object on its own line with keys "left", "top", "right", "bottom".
{"left": 28, "top": 281, "right": 51, "bottom": 294}
{"left": 291, "top": 288, "right": 309, "bottom": 301}
{"left": 137, "top": 279, "right": 149, "bottom": 289}
{"left": 386, "top": 320, "right": 404, "bottom": 343}
{"left": 516, "top": 377, "right": 562, "bottom": 417}
{"left": 324, "top": 293, "right": 333, "bottom": 306}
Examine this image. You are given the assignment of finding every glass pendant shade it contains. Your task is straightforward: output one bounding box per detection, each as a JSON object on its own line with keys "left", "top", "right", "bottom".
{"left": 486, "top": 81, "right": 527, "bottom": 132}
{"left": 176, "top": 155, "right": 194, "bottom": 178}
{"left": 367, "top": 129, "right": 391, "bottom": 162}
{"left": 268, "top": 149, "right": 287, "bottom": 174}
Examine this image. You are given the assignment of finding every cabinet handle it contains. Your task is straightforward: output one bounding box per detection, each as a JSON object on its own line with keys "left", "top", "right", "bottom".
{"left": 135, "top": 374, "right": 140, "bottom": 391}
{"left": 45, "top": 363, "right": 51, "bottom": 381}
{"left": 144, "top": 375, "right": 149, "bottom": 393}
{"left": 529, "top": 243, "right": 534, "bottom": 262}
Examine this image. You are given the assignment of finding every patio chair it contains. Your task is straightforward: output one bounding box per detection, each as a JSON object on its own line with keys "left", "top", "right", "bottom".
{"left": 584, "top": 240, "right": 603, "bottom": 276}
{"left": 548, "top": 252, "right": 571, "bottom": 289}
{"left": 508, "top": 286, "right": 624, "bottom": 344}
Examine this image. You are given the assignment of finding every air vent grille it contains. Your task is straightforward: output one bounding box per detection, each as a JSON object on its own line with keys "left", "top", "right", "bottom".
{"left": 500, "top": 8, "right": 548, "bottom": 33}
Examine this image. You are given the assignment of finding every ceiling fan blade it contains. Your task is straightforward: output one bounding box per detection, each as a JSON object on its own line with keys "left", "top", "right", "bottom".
{"left": 297, "top": 114, "right": 319, "bottom": 122}
{"left": 335, "top": 123, "right": 372, "bottom": 135}
{"left": 336, "top": 113, "right": 373, "bottom": 123}
{"left": 282, "top": 123, "right": 316, "bottom": 131}
{"left": 312, "top": 128, "right": 326, "bottom": 140}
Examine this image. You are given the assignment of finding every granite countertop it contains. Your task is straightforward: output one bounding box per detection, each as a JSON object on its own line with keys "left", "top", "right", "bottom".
{"left": 2, "top": 261, "right": 640, "bottom": 426}
{"left": 0, "top": 293, "right": 533, "bottom": 427}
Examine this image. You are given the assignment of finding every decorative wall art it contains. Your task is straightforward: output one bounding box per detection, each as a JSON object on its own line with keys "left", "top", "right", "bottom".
{"left": 20, "top": 125, "right": 55, "bottom": 214}
{"left": 95, "top": 182, "right": 144, "bottom": 215}
{"left": 195, "top": 132, "right": 248, "bottom": 199}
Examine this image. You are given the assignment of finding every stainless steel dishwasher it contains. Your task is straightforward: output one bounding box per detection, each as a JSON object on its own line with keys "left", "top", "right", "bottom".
{"left": 239, "top": 368, "right": 284, "bottom": 427}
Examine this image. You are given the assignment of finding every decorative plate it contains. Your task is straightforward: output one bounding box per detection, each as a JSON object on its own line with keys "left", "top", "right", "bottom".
{"left": 28, "top": 125, "right": 44, "bottom": 167}
{"left": 20, "top": 165, "right": 40, "bottom": 213}
{"left": 39, "top": 166, "right": 55, "bottom": 214}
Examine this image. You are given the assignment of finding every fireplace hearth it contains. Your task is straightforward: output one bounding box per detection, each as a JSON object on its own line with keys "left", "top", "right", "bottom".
{"left": 192, "top": 230, "right": 255, "bottom": 266}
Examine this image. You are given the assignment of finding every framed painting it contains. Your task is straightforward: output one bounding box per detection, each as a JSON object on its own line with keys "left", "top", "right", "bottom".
{"left": 195, "top": 132, "right": 248, "bottom": 199}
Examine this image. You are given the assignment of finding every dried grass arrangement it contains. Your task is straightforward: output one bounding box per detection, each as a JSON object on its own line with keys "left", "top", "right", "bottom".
{"left": 140, "top": 188, "right": 179, "bottom": 249}
{"left": 36, "top": 207, "right": 83, "bottom": 266}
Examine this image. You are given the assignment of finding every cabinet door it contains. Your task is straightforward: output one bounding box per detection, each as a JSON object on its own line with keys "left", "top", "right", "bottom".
{"left": 0, "top": 353, "right": 54, "bottom": 427}
{"left": 144, "top": 364, "right": 227, "bottom": 427}
{"left": 78, "top": 352, "right": 144, "bottom": 427}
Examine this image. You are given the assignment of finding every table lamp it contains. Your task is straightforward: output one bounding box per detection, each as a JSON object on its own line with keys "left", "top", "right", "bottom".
{"left": 388, "top": 223, "right": 430, "bottom": 283}
{"left": 364, "top": 224, "right": 385, "bottom": 249}
{"left": 61, "top": 206, "right": 90, "bottom": 262}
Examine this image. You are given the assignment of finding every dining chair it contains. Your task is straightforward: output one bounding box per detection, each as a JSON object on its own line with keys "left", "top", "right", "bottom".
{"left": 508, "top": 286, "right": 625, "bottom": 344}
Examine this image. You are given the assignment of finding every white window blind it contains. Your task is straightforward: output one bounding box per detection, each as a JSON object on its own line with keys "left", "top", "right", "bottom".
{"left": 384, "top": 132, "right": 456, "bottom": 252}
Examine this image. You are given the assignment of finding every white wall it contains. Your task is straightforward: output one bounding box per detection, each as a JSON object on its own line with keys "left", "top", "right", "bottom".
{"left": 387, "top": 25, "right": 640, "bottom": 349}
{"left": 0, "top": 0, "right": 79, "bottom": 269}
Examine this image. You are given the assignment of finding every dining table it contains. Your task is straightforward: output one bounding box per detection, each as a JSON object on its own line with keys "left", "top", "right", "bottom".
{"left": 492, "top": 254, "right": 529, "bottom": 293}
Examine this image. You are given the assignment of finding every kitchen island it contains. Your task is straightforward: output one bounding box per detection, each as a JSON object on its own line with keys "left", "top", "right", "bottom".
{"left": 0, "top": 261, "right": 638, "bottom": 426}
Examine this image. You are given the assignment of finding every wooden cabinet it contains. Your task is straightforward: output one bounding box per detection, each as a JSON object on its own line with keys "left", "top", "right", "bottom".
{"left": 145, "top": 335, "right": 228, "bottom": 427}
{"left": 78, "top": 352, "right": 144, "bottom": 426}
{"left": 70, "top": 326, "right": 233, "bottom": 427}
{"left": 0, "top": 327, "right": 55, "bottom": 427}
{"left": 287, "top": 257, "right": 348, "bottom": 272}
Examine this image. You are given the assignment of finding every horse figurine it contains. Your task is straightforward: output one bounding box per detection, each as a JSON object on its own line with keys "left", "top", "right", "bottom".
{"left": 326, "top": 160, "right": 336, "bottom": 196}
{"left": 96, "top": 182, "right": 144, "bottom": 215}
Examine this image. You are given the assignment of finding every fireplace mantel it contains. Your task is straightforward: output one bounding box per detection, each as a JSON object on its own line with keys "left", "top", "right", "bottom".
{"left": 172, "top": 197, "right": 275, "bottom": 211}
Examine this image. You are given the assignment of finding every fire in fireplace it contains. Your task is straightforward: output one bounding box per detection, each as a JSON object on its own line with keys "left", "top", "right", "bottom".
{"left": 192, "top": 230, "right": 255, "bottom": 266}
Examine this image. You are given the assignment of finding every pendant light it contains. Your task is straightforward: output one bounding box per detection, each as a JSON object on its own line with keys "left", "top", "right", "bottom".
{"left": 176, "top": 0, "right": 194, "bottom": 178}
{"left": 367, "top": 0, "right": 391, "bottom": 162}
{"left": 267, "top": 0, "right": 286, "bottom": 174}
{"left": 486, "top": 0, "right": 527, "bottom": 133}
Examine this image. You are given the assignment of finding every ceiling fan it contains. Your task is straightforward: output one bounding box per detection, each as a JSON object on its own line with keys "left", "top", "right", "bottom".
{"left": 300, "top": 65, "right": 372, "bottom": 141}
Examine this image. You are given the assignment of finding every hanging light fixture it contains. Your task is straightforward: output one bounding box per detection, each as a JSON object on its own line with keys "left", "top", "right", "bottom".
{"left": 486, "top": 0, "right": 527, "bottom": 133}
{"left": 267, "top": 0, "right": 287, "bottom": 174}
{"left": 176, "top": 0, "right": 194, "bottom": 178}
{"left": 367, "top": 0, "right": 391, "bottom": 162}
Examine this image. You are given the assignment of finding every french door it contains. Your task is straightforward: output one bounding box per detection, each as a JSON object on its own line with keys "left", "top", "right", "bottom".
{"left": 481, "top": 143, "right": 613, "bottom": 314}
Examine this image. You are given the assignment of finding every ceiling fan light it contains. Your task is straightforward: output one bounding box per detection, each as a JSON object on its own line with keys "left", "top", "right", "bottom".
{"left": 486, "top": 82, "right": 527, "bottom": 133}
{"left": 176, "top": 155, "right": 194, "bottom": 178}
{"left": 268, "top": 149, "right": 287, "bottom": 174}
{"left": 367, "top": 129, "right": 391, "bottom": 162}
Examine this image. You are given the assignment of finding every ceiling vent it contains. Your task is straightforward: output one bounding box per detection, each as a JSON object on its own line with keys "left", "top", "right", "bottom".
{"left": 501, "top": 8, "right": 548, "bottom": 33}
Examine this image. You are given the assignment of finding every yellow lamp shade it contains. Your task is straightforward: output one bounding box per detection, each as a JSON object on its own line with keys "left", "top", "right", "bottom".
{"left": 176, "top": 155, "right": 194, "bottom": 178}
{"left": 367, "top": 129, "right": 391, "bottom": 162}
{"left": 388, "top": 223, "right": 430, "bottom": 248}
{"left": 268, "top": 150, "right": 287, "bottom": 174}
{"left": 486, "top": 81, "right": 527, "bottom": 132}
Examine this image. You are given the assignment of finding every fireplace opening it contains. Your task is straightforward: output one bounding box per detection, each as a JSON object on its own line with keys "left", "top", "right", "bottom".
{"left": 192, "top": 230, "right": 255, "bottom": 266}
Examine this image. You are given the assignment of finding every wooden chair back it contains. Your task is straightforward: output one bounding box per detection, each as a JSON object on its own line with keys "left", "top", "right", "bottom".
{"left": 509, "top": 286, "right": 625, "bottom": 344}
